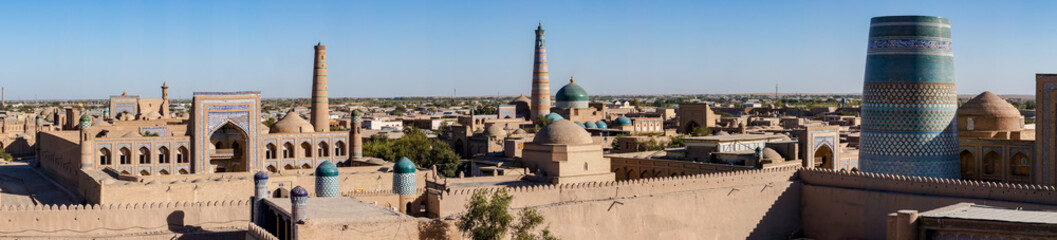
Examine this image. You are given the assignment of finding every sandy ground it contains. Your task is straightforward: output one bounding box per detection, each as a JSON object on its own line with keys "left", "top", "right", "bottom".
{"left": 0, "top": 160, "right": 77, "bottom": 206}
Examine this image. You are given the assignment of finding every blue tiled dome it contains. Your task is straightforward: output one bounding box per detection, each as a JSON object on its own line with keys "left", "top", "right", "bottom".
{"left": 596, "top": 121, "right": 608, "bottom": 129}
{"left": 291, "top": 186, "right": 309, "bottom": 197}
{"left": 614, "top": 116, "right": 632, "bottom": 126}
{"left": 573, "top": 121, "right": 585, "bottom": 128}
{"left": 394, "top": 157, "right": 417, "bottom": 174}
{"left": 584, "top": 121, "right": 597, "bottom": 129}
{"left": 545, "top": 112, "right": 564, "bottom": 122}
{"left": 254, "top": 171, "right": 269, "bottom": 180}
{"left": 315, "top": 160, "right": 339, "bottom": 177}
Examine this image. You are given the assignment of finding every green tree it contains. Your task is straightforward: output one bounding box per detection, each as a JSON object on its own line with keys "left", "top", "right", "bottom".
{"left": 457, "top": 189, "right": 559, "bottom": 240}
{"left": 262, "top": 118, "right": 277, "bottom": 128}
{"left": 0, "top": 148, "right": 12, "bottom": 162}
{"left": 458, "top": 189, "right": 514, "bottom": 240}
{"left": 512, "top": 208, "right": 558, "bottom": 240}
{"left": 691, "top": 126, "right": 712, "bottom": 137}
{"left": 363, "top": 127, "right": 461, "bottom": 177}
{"left": 666, "top": 136, "right": 685, "bottom": 148}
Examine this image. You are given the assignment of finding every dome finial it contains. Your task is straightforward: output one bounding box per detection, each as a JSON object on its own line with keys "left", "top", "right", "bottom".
{"left": 570, "top": 75, "right": 574, "bottom": 83}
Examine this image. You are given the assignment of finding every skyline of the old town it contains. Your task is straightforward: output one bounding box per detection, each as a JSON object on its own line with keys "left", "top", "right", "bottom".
{"left": 2, "top": 1, "right": 1056, "bottom": 99}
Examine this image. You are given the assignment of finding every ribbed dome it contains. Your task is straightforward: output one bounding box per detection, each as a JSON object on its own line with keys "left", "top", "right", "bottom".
{"left": 614, "top": 116, "right": 632, "bottom": 126}
{"left": 291, "top": 186, "right": 309, "bottom": 197}
{"left": 484, "top": 124, "right": 507, "bottom": 138}
{"left": 510, "top": 94, "right": 531, "bottom": 104}
{"left": 595, "top": 121, "right": 608, "bottom": 129}
{"left": 271, "top": 111, "right": 315, "bottom": 133}
{"left": 959, "top": 91, "right": 1021, "bottom": 117}
{"left": 394, "top": 157, "right": 417, "bottom": 173}
{"left": 254, "top": 171, "right": 269, "bottom": 180}
{"left": 545, "top": 112, "right": 564, "bottom": 122}
{"left": 315, "top": 160, "right": 339, "bottom": 177}
{"left": 555, "top": 78, "right": 589, "bottom": 109}
{"left": 532, "top": 119, "right": 593, "bottom": 145}
{"left": 584, "top": 121, "right": 598, "bottom": 129}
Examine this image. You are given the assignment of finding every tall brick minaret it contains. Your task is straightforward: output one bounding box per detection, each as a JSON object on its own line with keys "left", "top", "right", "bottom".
{"left": 530, "top": 23, "right": 551, "bottom": 120}
{"left": 311, "top": 42, "right": 330, "bottom": 132}
{"left": 160, "top": 82, "right": 170, "bottom": 118}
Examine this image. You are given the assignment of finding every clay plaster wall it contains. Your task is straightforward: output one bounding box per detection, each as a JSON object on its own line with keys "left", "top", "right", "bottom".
{"left": 800, "top": 168, "right": 1057, "bottom": 239}
{"left": 429, "top": 167, "right": 802, "bottom": 238}
{"left": 0, "top": 200, "right": 249, "bottom": 239}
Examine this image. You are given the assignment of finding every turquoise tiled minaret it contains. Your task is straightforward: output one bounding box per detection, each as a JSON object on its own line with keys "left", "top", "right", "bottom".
{"left": 314, "top": 160, "right": 340, "bottom": 198}
{"left": 860, "top": 16, "right": 959, "bottom": 178}
{"left": 393, "top": 157, "right": 417, "bottom": 195}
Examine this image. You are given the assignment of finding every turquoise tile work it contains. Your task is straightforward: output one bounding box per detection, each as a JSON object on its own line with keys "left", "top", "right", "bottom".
{"left": 860, "top": 16, "right": 959, "bottom": 178}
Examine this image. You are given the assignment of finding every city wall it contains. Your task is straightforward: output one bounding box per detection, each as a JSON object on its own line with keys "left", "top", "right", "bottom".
{"left": 800, "top": 168, "right": 1057, "bottom": 239}
{"left": 0, "top": 200, "right": 249, "bottom": 239}
{"left": 89, "top": 166, "right": 431, "bottom": 204}
{"left": 429, "top": 166, "right": 802, "bottom": 239}
{"left": 609, "top": 155, "right": 757, "bottom": 180}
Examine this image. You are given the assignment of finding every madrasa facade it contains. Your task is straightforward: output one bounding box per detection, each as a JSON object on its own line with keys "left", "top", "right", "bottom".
{"left": 35, "top": 43, "right": 363, "bottom": 199}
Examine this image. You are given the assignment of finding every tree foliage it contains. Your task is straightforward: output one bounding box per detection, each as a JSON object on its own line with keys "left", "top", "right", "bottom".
{"left": 457, "top": 189, "right": 558, "bottom": 240}
{"left": 0, "top": 148, "right": 12, "bottom": 162}
{"left": 691, "top": 126, "right": 712, "bottom": 137}
{"left": 362, "top": 127, "right": 461, "bottom": 177}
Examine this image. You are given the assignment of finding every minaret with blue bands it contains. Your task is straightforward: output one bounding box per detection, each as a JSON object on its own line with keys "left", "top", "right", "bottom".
{"left": 530, "top": 22, "right": 552, "bottom": 120}
{"left": 860, "top": 16, "right": 959, "bottom": 178}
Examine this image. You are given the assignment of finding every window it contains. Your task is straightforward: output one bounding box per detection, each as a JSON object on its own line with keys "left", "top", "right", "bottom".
{"left": 1011, "top": 153, "right": 1030, "bottom": 177}
{"left": 266, "top": 143, "right": 277, "bottom": 159}
{"left": 139, "top": 147, "right": 151, "bottom": 164}
{"left": 158, "top": 147, "right": 169, "bottom": 164}
{"left": 119, "top": 148, "right": 131, "bottom": 165}
{"left": 99, "top": 148, "right": 112, "bottom": 165}
{"left": 319, "top": 141, "right": 329, "bottom": 157}
{"left": 335, "top": 141, "right": 346, "bottom": 156}
{"left": 177, "top": 146, "right": 189, "bottom": 163}
{"left": 302, "top": 142, "right": 312, "bottom": 158}
{"left": 283, "top": 143, "right": 295, "bottom": 158}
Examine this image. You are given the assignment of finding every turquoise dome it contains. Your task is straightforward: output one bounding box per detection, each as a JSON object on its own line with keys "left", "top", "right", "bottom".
{"left": 555, "top": 77, "right": 589, "bottom": 109}
{"left": 394, "top": 157, "right": 417, "bottom": 173}
{"left": 315, "top": 160, "right": 339, "bottom": 177}
{"left": 596, "top": 121, "right": 608, "bottom": 129}
{"left": 614, "top": 116, "right": 632, "bottom": 126}
{"left": 545, "top": 112, "right": 564, "bottom": 122}
{"left": 574, "top": 121, "right": 585, "bottom": 128}
{"left": 584, "top": 121, "right": 597, "bottom": 128}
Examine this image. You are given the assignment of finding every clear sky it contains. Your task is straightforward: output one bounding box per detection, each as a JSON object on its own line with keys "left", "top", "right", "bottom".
{"left": 1, "top": 1, "right": 1054, "bottom": 100}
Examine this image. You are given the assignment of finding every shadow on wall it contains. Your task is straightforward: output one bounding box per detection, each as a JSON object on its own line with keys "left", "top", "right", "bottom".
{"left": 746, "top": 176, "right": 803, "bottom": 239}
{"left": 417, "top": 220, "right": 452, "bottom": 240}
{"left": 167, "top": 210, "right": 186, "bottom": 232}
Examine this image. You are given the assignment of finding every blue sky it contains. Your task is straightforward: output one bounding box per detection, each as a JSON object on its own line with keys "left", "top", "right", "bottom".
{"left": 0, "top": 1, "right": 1054, "bottom": 100}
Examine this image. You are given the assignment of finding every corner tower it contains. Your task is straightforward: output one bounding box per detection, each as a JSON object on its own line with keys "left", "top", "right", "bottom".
{"left": 530, "top": 23, "right": 551, "bottom": 120}
{"left": 860, "top": 16, "right": 959, "bottom": 178}
{"left": 311, "top": 42, "right": 330, "bottom": 132}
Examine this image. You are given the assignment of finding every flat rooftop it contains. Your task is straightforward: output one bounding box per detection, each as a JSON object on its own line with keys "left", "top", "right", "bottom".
{"left": 446, "top": 179, "right": 537, "bottom": 189}
{"left": 263, "top": 197, "right": 408, "bottom": 224}
{"left": 686, "top": 134, "right": 787, "bottom": 142}
{"left": 921, "top": 203, "right": 1057, "bottom": 224}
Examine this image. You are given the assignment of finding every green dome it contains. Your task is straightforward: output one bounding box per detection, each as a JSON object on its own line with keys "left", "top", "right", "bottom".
{"left": 394, "top": 157, "right": 417, "bottom": 174}
{"left": 614, "top": 116, "right": 632, "bottom": 126}
{"left": 80, "top": 114, "right": 91, "bottom": 123}
{"left": 545, "top": 112, "right": 564, "bottom": 122}
{"left": 315, "top": 160, "right": 339, "bottom": 177}
{"left": 555, "top": 81, "right": 589, "bottom": 103}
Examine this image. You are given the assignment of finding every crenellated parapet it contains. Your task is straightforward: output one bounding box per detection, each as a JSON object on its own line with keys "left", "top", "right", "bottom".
{"left": 0, "top": 200, "right": 251, "bottom": 237}
{"left": 246, "top": 222, "right": 280, "bottom": 240}
{"left": 799, "top": 168, "right": 1057, "bottom": 205}
{"left": 430, "top": 166, "right": 801, "bottom": 217}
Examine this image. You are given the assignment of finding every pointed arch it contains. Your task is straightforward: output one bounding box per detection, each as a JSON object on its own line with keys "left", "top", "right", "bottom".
{"left": 960, "top": 150, "right": 976, "bottom": 179}
{"left": 283, "top": 142, "right": 295, "bottom": 158}
{"left": 138, "top": 147, "right": 151, "bottom": 164}
{"left": 335, "top": 141, "right": 346, "bottom": 156}
{"left": 983, "top": 150, "right": 1001, "bottom": 176}
{"left": 301, "top": 142, "right": 312, "bottom": 158}
{"left": 178, "top": 169, "right": 189, "bottom": 175}
{"left": 177, "top": 146, "right": 189, "bottom": 163}
{"left": 1010, "top": 152, "right": 1030, "bottom": 177}
{"left": 119, "top": 148, "right": 132, "bottom": 165}
{"left": 318, "top": 141, "right": 330, "bottom": 157}
{"left": 267, "top": 165, "right": 278, "bottom": 173}
{"left": 301, "top": 163, "right": 312, "bottom": 169}
{"left": 99, "top": 148, "right": 112, "bottom": 165}
{"left": 157, "top": 146, "right": 170, "bottom": 164}
{"left": 265, "top": 143, "right": 277, "bottom": 159}
{"left": 139, "top": 170, "right": 150, "bottom": 176}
